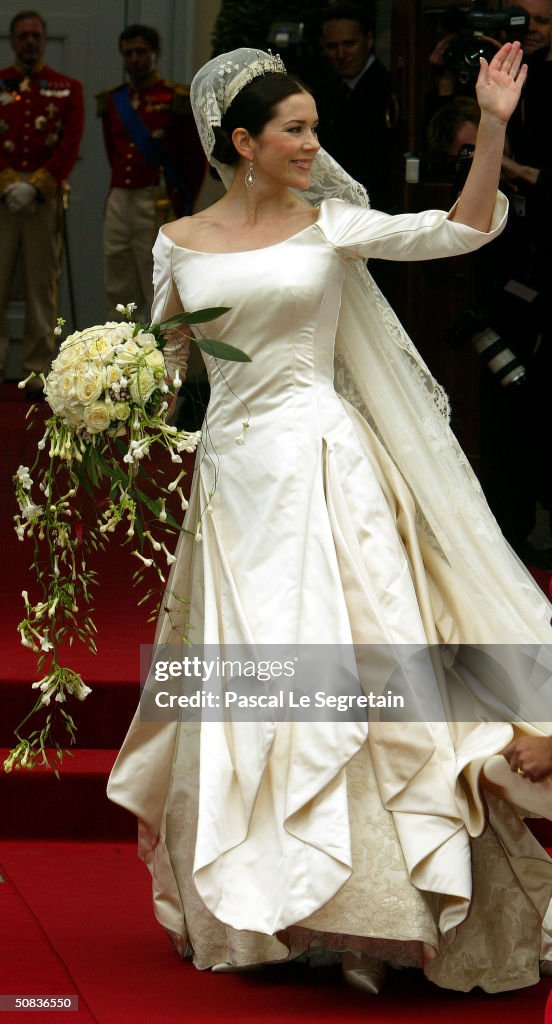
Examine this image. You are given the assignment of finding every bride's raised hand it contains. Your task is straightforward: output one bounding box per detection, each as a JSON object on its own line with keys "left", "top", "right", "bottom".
{"left": 476, "top": 40, "right": 527, "bottom": 125}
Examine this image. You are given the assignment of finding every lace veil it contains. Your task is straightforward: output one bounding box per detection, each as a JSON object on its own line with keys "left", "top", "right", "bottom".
{"left": 189, "top": 49, "right": 552, "bottom": 721}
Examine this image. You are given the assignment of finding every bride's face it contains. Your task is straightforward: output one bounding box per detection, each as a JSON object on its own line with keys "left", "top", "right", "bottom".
{"left": 250, "top": 91, "right": 320, "bottom": 189}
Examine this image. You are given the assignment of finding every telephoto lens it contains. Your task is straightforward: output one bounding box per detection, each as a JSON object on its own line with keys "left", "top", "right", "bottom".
{"left": 471, "top": 328, "right": 527, "bottom": 387}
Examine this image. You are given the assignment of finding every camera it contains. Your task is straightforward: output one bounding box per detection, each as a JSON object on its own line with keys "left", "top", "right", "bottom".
{"left": 267, "top": 21, "right": 305, "bottom": 50}
{"left": 443, "top": 3, "right": 529, "bottom": 84}
{"left": 267, "top": 22, "right": 306, "bottom": 76}
{"left": 444, "top": 307, "right": 527, "bottom": 387}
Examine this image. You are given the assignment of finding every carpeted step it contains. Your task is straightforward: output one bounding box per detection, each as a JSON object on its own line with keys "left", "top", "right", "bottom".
{"left": 1, "top": 741, "right": 550, "bottom": 847}
{"left": 0, "top": 748, "right": 135, "bottom": 840}
{"left": 0, "top": 678, "right": 139, "bottom": 749}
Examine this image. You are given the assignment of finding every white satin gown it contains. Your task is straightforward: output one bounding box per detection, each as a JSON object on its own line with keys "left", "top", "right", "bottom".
{"left": 108, "top": 197, "right": 552, "bottom": 992}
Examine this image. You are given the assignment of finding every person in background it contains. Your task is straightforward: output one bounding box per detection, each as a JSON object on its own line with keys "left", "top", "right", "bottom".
{"left": 317, "top": 2, "right": 398, "bottom": 213}
{"left": 424, "top": 0, "right": 552, "bottom": 139}
{"left": 427, "top": 98, "right": 551, "bottom": 562}
{"left": 0, "top": 9, "right": 84, "bottom": 399}
{"left": 97, "top": 24, "right": 205, "bottom": 323}
{"left": 506, "top": 0, "right": 552, "bottom": 57}
{"left": 504, "top": 734, "right": 552, "bottom": 779}
{"left": 505, "top": 0, "right": 552, "bottom": 164}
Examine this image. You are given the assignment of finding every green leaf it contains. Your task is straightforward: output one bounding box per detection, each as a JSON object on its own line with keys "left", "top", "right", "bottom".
{"left": 95, "top": 450, "right": 129, "bottom": 491}
{"left": 133, "top": 517, "right": 144, "bottom": 544}
{"left": 193, "top": 337, "right": 251, "bottom": 362}
{"left": 157, "top": 307, "right": 230, "bottom": 329}
{"left": 162, "top": 509, "right": 183, "bottom": 530}
{"left": 82, "top": 448, "right": 103, "bottom": 488}
{"left": 132, "top": 485, "right": 161, "bottom": 517}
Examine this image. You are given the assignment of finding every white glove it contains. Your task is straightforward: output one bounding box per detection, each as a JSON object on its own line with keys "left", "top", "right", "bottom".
{"left": 4, "top": 182, "right": 37, "bottom": 213}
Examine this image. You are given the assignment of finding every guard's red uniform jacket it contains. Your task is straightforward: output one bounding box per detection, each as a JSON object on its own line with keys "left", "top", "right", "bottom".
{"left": 97, "top": 73, "right": 205, "bottom": 216}
{"left": 0, "top": 62, "right": 84, "bottom": 196}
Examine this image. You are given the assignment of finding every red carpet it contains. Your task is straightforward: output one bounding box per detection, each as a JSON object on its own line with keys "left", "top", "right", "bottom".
{"left": 1, "top": 840, "right": 551, "bottom": 1024}
{"left": 1, "top": 383, "right": 552, "bottom": 1023}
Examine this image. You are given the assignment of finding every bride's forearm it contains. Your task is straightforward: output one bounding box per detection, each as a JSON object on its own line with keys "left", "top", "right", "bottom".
{"left": 449, "top": 40, "right": 526, "bottom": 231}
{"left": 449, "top": 113, "right": 507, "bottom": 231}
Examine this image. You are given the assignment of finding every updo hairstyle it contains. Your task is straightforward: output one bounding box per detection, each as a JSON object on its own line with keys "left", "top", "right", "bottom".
{"left": 212, "top": 72, "right": 311, "bottom": 166}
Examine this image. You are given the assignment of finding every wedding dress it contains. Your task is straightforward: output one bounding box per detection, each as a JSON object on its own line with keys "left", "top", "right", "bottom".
{"left": 108, "top": 194, "right": 552, "bottom": 993}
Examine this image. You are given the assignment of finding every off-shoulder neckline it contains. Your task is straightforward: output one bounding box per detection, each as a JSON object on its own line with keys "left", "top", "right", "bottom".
{"left": 159, "top": 202, "right": 326, "bottom": 255}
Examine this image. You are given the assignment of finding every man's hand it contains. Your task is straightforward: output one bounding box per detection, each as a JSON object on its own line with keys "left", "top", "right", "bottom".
{"left": 502, "top": 735, "right": 552, "bottom": 781}
{"left": 4, "top": 181, "right": 38, "bottom": 213}
{"left": 429, "top": 33, "right": 457, "bottom": 67}
{"left": 501, "top": 153, "right": 540, "bottom": 186}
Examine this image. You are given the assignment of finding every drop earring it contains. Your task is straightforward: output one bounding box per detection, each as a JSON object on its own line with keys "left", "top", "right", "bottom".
{"left": 244, "top": 160, "right": 256, "bottom": 188}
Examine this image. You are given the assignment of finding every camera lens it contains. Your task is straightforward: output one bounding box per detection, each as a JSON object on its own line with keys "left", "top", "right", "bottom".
{"left": 471, "top": 329, "right": 527, "bottom": 387}
{"left": 463, "top": 42, "right": 488, "bottom": 68}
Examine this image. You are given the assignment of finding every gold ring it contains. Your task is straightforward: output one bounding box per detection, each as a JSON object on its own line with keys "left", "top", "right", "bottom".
{"left": 516, "top": 767, "right": 525, "bottom": 776}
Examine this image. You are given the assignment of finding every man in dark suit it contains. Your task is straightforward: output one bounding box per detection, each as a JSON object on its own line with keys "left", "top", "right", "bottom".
{"left": 317, "top": 3, "right": 398, "bottom": 212}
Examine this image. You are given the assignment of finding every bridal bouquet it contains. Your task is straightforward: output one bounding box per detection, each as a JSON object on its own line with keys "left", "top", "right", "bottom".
{"left": 7, "top": 303, "right": 248, "bottom": 773}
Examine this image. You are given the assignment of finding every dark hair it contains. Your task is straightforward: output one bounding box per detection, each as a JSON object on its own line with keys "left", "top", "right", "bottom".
{"left": 427, "top": 98, "right": 480, "bottom": 156}
{"left": 212, "top": 72, "right": 310, "bottom": 166}
{"left": 119, "top": 24, "right": 160, "bottom": 53}
{"left": 10, "top": 9, "right": 46, "bottom": 34}
{"left": 321, "top": 3, "right": 374, "bottom": 36}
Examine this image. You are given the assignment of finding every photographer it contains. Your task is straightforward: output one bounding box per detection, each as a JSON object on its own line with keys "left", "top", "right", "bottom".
{"left": 428, "top": 98, "right": 551, "bottom": 561}
{"left": 423, "top": 3, "right": 537, "bottom": 137}
{"left": 507, "top": 0, "right": 552, "bottom": 56}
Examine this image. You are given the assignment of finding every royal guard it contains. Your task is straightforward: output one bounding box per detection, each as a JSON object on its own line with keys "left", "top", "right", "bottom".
{"left": 0, "top": 9, "right": 84, "bottom": 398}
{"left": 98, "top": 24, "right": 206, "bottom": 322}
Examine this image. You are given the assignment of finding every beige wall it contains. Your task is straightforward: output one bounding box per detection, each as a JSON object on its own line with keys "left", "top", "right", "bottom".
{"left": 193, "top": 0, "right": 225, "bottom": 211}
{"left": 194, "top": 0, "right": 221, "bottom": 71}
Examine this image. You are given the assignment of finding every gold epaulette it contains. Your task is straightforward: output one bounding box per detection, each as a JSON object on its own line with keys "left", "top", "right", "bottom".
{"left": 0, "top": 168, "right": 19, "bottom": 194}
{"left": 95, "top": 86, "right": 119, "bottom": 117}
{"left": 171, "top": 83, "right": 193, "bottom": 116}
{"left": 29, "top": 168, "right": 57, "bottom": 197}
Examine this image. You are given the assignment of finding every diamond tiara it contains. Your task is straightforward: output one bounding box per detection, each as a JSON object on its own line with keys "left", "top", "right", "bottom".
{"left": 243, "top": 50, "right": 286, "bottom": 83}
{"left": 220, "top": 50, "right": 287, "bottom": 113}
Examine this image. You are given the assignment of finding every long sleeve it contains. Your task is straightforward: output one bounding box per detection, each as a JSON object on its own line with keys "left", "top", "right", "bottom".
{"left": 317, "top": 194, "right": 508, "bottom": 262}
{"left": 151, "top": 230, "right": 190, "bottom": 380}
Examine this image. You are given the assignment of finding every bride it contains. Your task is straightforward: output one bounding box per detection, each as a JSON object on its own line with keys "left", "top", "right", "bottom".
{"left": 108, "top": 43, "right": 552, "bottom": 993}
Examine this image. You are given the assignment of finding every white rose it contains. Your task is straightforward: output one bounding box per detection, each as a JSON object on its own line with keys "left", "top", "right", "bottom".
{"left": 129, "top": 367, "right": 156, "bottom": 404}
{"left": 63, "top": 404, "right": 86, "bottom": 428}
{"left": 112, "top": 321, "right": 136, "bottom": 342}
{"left": 44, "top": 382, "right": 66, "bottom": 416}
{"left": 53, "top": 340, "right": 86, "bottom": 371}
{"left": 112, "top": 401, "right": 130, "bottom": 421}
{"left": 105, "top": 363, "right": 122, "bottom": 388}
{"left": 60, "top": 330, "right": 80, "bottom": 346}
{"left": 136, "top": 330, "right": 158, "bottom": 349}
{"left": 83, "top": 401, "right": 111, "bottom": 434}
{"left": 116, "top": 340, "right": 141, "bottom": 367}
{"left": 85, "top": 334, "right": 117, "bottom": 361}
{"left": 52, "top": 369, "right": 78, "bottom": 406}
{"left": 75, "top": 364, "right": 105, "bottom": 404}
{"left": 143, "top": 347, "right": 165, "bottom": 372}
